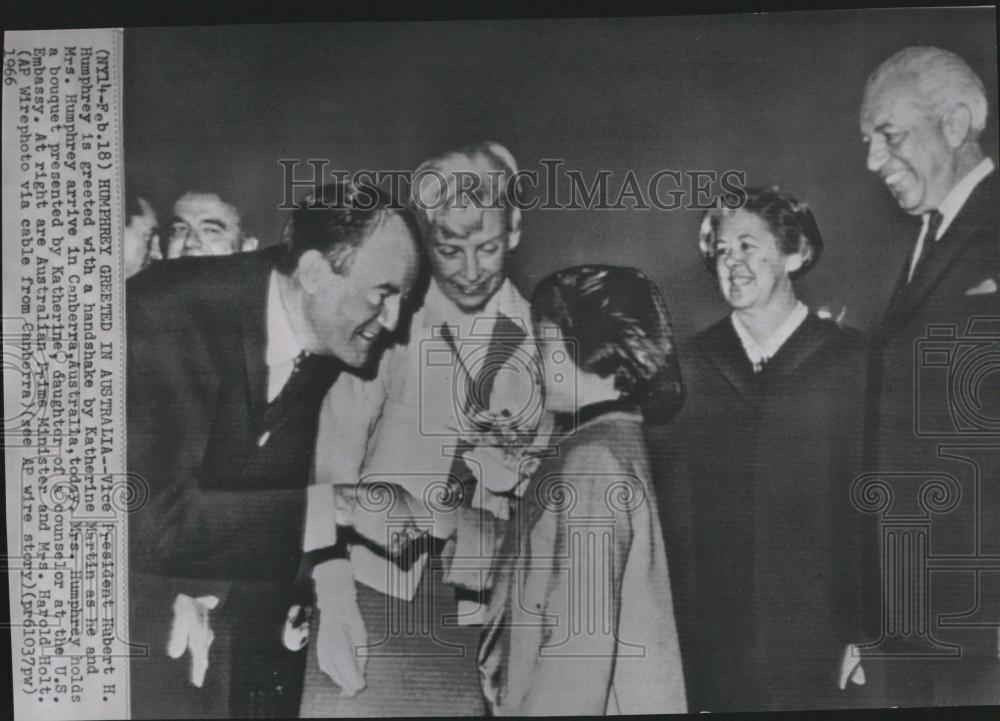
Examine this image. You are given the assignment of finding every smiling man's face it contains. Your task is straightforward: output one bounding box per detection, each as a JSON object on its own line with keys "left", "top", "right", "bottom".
{"left": 860, "top": 80, "right": 958, "bottom": 215}
{"left": 300, "top": 213, "right": 419, "bottom": 367}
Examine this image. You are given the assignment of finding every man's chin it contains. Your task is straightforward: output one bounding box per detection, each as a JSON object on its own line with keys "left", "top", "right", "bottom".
{"left": 335, "top": 335, "right": 388, "bottom": 369}
{"left": 887, "top": 183, "right": 924, "bottom": 214}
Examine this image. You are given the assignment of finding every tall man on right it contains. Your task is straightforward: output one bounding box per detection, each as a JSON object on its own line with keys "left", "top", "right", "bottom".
{"left": 860, "top": 45, "right": 999, "bottom": 707}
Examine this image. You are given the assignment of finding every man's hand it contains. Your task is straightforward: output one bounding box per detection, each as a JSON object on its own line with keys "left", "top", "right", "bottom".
{"left": 166, "top": 593, "right": 220, "bottom": 688}
{"left": 314, "top": 559, "right": 368, "bottom": 696}
{"left": 282, "top": 604, "right": 313, "bottom": 652}
{"left": 332, "top": 485, "right": 359, "bottom": 527}
{"left": 838, "top": 643, "right": 866, "bottom": 690}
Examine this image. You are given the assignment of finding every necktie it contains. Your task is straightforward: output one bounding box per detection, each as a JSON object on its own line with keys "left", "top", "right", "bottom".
{"left": 907, "top": 209, "right": 944, "bottom": 283}
{"left": 260, "top": 351, "right": 326, "bottom": 435}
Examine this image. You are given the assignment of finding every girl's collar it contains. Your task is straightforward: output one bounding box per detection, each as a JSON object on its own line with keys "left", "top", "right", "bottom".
{"left": 557, "top": 398, "right": 641, "bottom": 433}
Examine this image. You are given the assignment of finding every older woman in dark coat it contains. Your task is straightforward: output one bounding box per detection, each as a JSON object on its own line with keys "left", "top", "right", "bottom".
{"left": 657, "top": 188, "right": 877, "bottom": 712}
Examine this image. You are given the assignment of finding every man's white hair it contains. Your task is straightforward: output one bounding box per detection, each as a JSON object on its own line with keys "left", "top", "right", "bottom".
{"left": 865, "top": 46, "right": 988, "bottom": 137}
{"left": 411, "top": 141, "right": 522, "bottom": 249}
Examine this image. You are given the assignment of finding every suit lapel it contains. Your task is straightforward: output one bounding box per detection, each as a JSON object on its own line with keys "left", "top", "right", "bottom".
{"left": 882, "top": 224, "right": 922, "bottom": 321}
{"left": 883, "top": 172, "right": 999, "bottom": 331}
{"left": 261, "top": 355, "right": 340, "bottom": 438}
{"left": 239, "top": 248, "right": 281, "bottom": 424}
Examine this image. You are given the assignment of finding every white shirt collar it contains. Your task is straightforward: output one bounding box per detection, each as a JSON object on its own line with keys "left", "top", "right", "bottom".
{"left": 265, "top": 269, "right": 302, "bottom": 370}
{"left": 731, "top": 301, "right": 809, "bottom": 372}
{"left": 933, "top": 157, "right": 995, "bottom": 241}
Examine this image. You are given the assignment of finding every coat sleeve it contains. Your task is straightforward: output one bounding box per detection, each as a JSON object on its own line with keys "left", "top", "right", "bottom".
{"left": 613, "top": 450, "right": 688, "bottom": 714}
{"left": 644, "top": 419, "right": 698, "bottom": 670}
{"left": 313, "top": 364, "right": 386, "bottom": 488}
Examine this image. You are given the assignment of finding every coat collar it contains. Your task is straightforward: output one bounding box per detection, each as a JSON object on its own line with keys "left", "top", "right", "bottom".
{"left": 240, "top": 246, "right": 285, "bottom": 421}
{"left": 694, "top": 313, "right": 839, "bottom": 401}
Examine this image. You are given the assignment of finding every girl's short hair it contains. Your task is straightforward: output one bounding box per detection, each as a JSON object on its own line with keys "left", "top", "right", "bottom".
{"left": 531, "top": 265, "right": 684, "bottom": 423}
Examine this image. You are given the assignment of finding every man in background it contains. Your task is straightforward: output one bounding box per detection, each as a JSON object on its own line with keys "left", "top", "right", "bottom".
{"left": 166, "top": 190, "right": 259, "bottom": 258}
{"left": 124, "top": 189, "right": 162, "bottom": 277}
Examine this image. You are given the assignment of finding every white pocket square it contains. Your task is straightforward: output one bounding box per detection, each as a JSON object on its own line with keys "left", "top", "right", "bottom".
{"left": 965, "top": 278, "right": 997, "bottom": 295}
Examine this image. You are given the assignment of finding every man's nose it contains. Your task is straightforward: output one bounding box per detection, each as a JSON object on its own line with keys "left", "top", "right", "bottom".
{"left": 866, "top": 137, "right": 888, "bottom": 173}
{"left": 377, "top": 296, "right": 401, "bottom": 332}
{"left": 182, "top": 228, "right": 201, "bottom": 250}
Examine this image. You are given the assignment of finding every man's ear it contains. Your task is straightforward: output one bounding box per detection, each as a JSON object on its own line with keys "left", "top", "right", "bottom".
{"left": 297, "top": 250, "right": 331, "bottom": 294}
{"left": 241, "top": 235, "right": 259, "bottom": 252}
{"left": 941, "top": 103, "right": 973, "bottom": 149}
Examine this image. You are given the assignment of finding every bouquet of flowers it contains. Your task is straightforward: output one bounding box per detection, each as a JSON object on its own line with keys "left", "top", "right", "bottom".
{"left": 449, "top": 408, "right": 555, "bottom": 515}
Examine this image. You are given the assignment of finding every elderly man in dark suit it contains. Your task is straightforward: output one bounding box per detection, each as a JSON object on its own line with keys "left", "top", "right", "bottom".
{"left": 126, "top": 181, "right": 420, "bottom": 718}
{"left": 860, "top": 46, "right": 999, "bottom": 707}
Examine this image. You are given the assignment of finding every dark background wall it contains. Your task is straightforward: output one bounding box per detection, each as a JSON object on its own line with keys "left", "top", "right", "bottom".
{"left": 124, "top": 9, "right": 997, "bottom": 339}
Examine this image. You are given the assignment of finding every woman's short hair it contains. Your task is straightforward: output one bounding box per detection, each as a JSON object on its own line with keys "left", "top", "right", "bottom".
{"left": 698, "top": 186, "right": 824, "bottom": 279}
{"left": 531, "top": 265, "right": 684, "bottom": 423}
{"left": 411, "top": 141, "right": 522, "bottom": 247}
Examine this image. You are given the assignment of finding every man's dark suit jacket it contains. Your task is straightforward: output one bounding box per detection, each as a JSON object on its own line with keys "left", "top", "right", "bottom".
{"left": 127, "top": 246, "right": 339, "bottom": 718}
{"left": 870, "top": 170, "right": 999, "bottom": 705}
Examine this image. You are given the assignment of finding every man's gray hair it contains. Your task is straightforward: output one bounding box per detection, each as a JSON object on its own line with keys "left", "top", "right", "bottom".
{"left": 411, "top": 141, "right": 522, "bottom": 248}
{"left": 865, "top": 46, "right": 988, "bottom": 137}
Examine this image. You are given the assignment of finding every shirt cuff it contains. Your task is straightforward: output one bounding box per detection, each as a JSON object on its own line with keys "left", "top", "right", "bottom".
{"left": 303, "top": 484, "right": 337, "bottom": 552}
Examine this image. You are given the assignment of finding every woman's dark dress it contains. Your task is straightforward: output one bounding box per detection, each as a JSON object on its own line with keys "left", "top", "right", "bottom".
{"left": 656, "top": 313, "right": 878, "bottom": 712}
